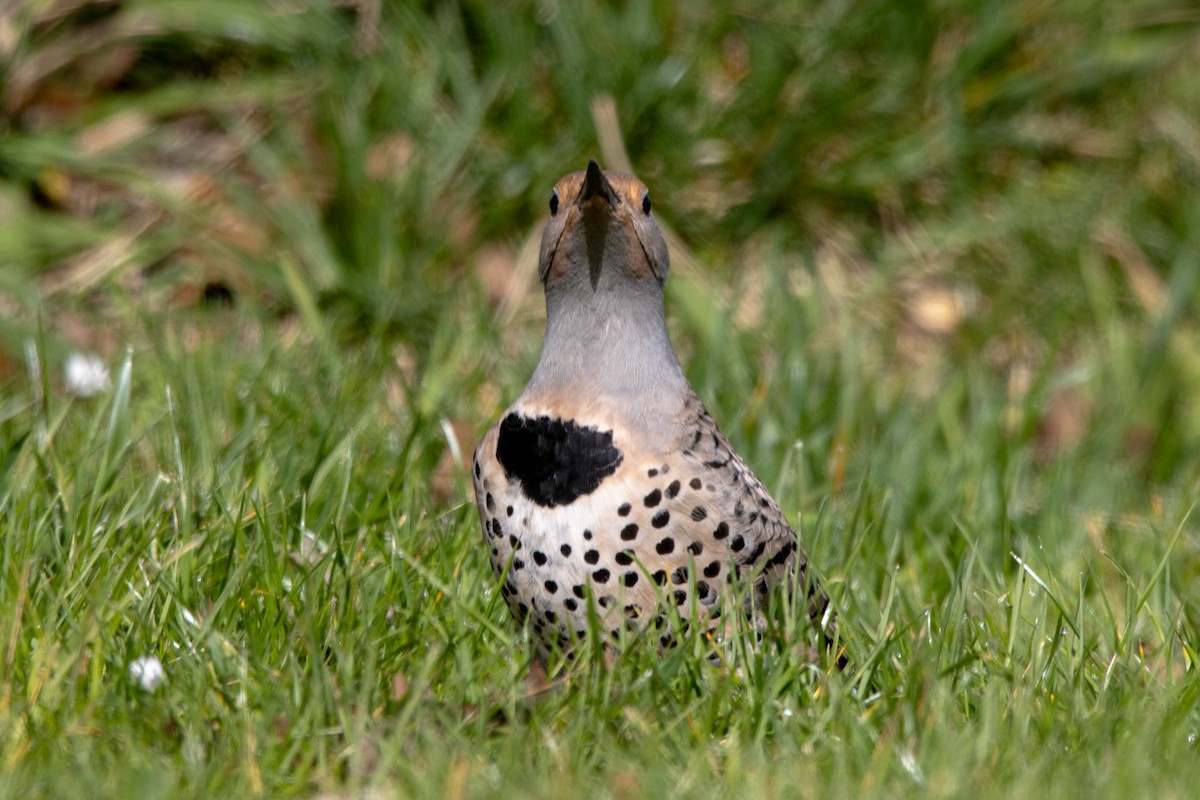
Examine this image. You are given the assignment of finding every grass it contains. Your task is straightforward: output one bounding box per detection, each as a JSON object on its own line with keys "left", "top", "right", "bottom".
{"left": 1, "top": 0, "right": 1199, "bottom": 797}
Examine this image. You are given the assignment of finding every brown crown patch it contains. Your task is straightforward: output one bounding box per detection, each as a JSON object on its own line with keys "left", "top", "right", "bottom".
{"left": 552, "top": 169, "right": 648, "bottom": 210}
{"left": 546, "top": 167, "right": 656, "bottom": 282}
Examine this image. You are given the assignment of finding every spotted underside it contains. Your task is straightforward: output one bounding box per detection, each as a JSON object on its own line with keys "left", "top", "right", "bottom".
{"left": 473, "top": 391, "right": 830, "bottom": 659}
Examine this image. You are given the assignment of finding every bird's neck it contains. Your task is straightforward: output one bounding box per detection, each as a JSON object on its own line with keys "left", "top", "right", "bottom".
{"left": 523, "top": 286, "right": 690, "bottom": 424}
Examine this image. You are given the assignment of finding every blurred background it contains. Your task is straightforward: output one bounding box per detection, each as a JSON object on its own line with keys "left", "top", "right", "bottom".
{"left": 2, "top": 2, "right": 1199, "bottom": 793}
{"left": 2, "top": 0, "right": 1199, "bottom": 538}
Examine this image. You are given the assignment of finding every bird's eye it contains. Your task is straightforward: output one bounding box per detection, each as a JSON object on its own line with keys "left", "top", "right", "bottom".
{"left": 549, "top": 190, "right": 560, "bottom": 216}
{"left": 642, "top": 194, "right": 652, "bottom": 215}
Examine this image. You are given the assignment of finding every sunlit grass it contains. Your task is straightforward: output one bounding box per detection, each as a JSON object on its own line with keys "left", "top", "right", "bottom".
{"left": 1, "top": 1, "right": 1198, "bottom": 798}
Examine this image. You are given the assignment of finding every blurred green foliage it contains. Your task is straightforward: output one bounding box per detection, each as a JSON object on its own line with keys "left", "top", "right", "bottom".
{"left": 0, "top": 1, "right": 1198, "bottom": 797}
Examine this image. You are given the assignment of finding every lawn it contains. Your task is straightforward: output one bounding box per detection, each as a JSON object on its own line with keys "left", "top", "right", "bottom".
{"left": 1, "top": 1, "right": 1198, "bottom": 797}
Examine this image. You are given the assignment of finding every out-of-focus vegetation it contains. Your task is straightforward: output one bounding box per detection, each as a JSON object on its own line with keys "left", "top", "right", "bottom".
{"left": 1, "top": 1, "right": 1198, "bottom": 797}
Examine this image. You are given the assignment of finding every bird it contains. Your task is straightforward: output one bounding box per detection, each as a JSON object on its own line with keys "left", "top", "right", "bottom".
{"left": 472, "top": 160, "right": 840, "bottom": 663}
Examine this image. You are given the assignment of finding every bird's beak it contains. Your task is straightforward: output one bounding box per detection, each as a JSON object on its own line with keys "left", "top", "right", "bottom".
{"left": 578, "top": 159, "right": 618, "bottom": 208}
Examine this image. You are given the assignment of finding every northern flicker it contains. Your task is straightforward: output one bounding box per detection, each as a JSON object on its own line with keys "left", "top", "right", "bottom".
{"left": 472, "top": 160, "right": 840, "bottom": 663}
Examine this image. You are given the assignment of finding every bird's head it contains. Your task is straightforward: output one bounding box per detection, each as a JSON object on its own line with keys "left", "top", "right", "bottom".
{"left": 537, "top": 160, "right": 670, "bottom": 295}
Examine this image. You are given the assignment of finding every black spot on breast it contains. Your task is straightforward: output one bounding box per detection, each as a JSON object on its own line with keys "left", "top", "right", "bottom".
{"left": 703, "top": 561, "right": 721, "bottom": 578}
{"left": 544, "top": 580, "right": 558, "bottom": 593}
{"left": 584, "top": 549, "right": 600, "bottom": 565}
{"left": 671, "top": 567, "right": 689, "bottom": 585}
{"left": 617, "top": 503, "right": 632, "bottom": 517}
{"left": 564, "top": 598, "right": 578, "bottom": 611}
{"left": 643, "top": 489, "right": 662, "bottom": 507}
{"left": 593, "top": 568, "right": 611, "bottom": 583}
{"left": 651, "top": 510, "right": 670, "bottom": 528}
{"left": 533, "top": 551, "right": 547, "bottom": 566}
{"left": 652, "top": 569, "right": 667, "bottom": 585}
{"left": 689, "top": 478, "right": 702, "bottom": 490}
{"left": 496, "top": 413, "right": 623, "bottom": 507}
{"left": 666, "top": 480, "right": 681, "bottom": 498}
{"left": 690, "top": 506, "right": 707, "bottom": 521}
{"left": 731, "top": 535, "right": 746, "bottom": 552}
{"left": 560, "top": 543, "right": 572, "bottom": 556}
{"left": 621, "top": 523, "right": 639, "bottom": 540}
{"left": 615, "top": 549, "right": 635, "bottom": 566}
{"left": 713, "top": 522, "right": 730, "bottom": 540}
{"left": 623, "top": 571, "right": 638, "bottom": 587}
{"left": 687, "top": 541, "right": 703, "bottom": 556}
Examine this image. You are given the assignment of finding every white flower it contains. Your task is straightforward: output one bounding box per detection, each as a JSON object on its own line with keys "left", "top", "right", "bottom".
{"left": 64, "top": 353, "right": 110, "bottom": 397}
{"left": 129, "top": 655, "right": 166, "bottom": 692}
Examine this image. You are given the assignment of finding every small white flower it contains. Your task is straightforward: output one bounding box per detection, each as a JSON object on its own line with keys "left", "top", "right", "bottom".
{"left": 65, "top": 353, "right": 110, "bottom": 397}
{"left": 129, "top": 655, "right": 166, "bottom": 692}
